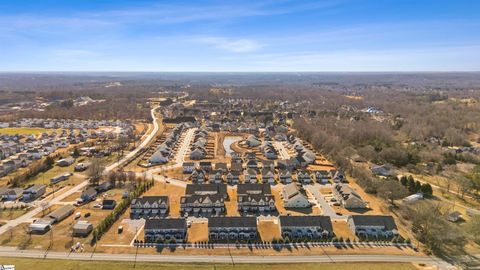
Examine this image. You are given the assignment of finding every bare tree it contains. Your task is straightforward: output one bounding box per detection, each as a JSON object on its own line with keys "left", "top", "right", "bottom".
{"left": 88, "top": 158, "right": 105, "bottom": 186}
{"left": 377, "top": 180, "right": 408, "bottom": 205}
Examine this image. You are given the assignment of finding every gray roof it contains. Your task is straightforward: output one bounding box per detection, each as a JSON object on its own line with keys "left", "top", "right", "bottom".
{"left": 208, "top": 217, "right": 257, "bottom": 228}
{"left": 237, "top": 183, "right": 271, "bottom": 196}
{"left": 185, "top": 184, "right": 227, "bottom": 196}
{"left": 145, "top": 218, "right": 186, "bottom": 230}
{"left": 132, "top": 196, "right": 168, "bottom": 206}
{"left": 349, "top": 215, "right": 397, "bottom": 231}
{"left": 279, "top": 216, "right": 333, "bottom": 232}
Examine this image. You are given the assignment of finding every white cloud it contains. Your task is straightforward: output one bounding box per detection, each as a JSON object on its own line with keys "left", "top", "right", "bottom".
{"left": 195, "top": 37, "right": 263, "bottom": 53}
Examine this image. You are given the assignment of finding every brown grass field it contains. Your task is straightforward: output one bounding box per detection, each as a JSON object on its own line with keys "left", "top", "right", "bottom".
{"left": 0, "top": 258, "right": 419, "bottom": 270}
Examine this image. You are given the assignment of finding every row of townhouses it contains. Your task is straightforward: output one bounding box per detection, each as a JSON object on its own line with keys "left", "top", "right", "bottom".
{"left": 143, "top": 214, "right": 398, "bottom": 243}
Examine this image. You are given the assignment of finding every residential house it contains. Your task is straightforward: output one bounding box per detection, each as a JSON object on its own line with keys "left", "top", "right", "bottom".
{"left": 130, "top": 196, "right": 169, "bottom": 219}
{"left": 297, "top": 170, "right": 312, "bottom": 184}
{"left": 208, "top": 169, "right": 224, "bottom": 184}
{"left": 144, "top": 218, "right": 187, "bottom": 242}
{"left": 314, "top": 170, "right": 331, "bottom": 184}
{"left": 347, "top": 215, "right": 398, "bottom": 238}
{"left": 279, "top": 216, "right": 333, "bottom": 239}
{"left": 191, "top": 168, "right": 206, "bottom": 184}
{"left": 237, "top": 183, "right": 276, "bottom": 215}
{"left": 261, "top": 168, "right": 275, "bottom": 184}
{"left": 180, "top": 194, "right": 225, "bottom": 217}
{"left": 333, "top": 184, "right": 367, "bottom": 209}
{"left": 73, "top": 221, "right": 93, "bottom": 237}
{"left": 281, "top": 183, "right": 310, "bottom": 208}
{"left": 80, "top": 187, "right": 97, "bottom": 203}
{"left": 48, "top": 205, "right": 75, "bottom": 223}
{"left": 208, "top": 217, "right": 258, "bottom": 241}
{"left": 199, "top": 161, "right": 213, "bottom": 172}
{"left": 50, "top": 172, "right": 73, "bottom": 185}
{"left": 56, "top": 157, "right": 75, "bottom": 167}
{"left": 214, "top": 162, "right": 228, "bottom": 172}
{"left": 226, "top": 171, "right": 241, "bottom": 185}
{"left": 22, "top": 184, "right": 46, "bottom": 201}
{"left": 182, "top": 162, "right": 196, "bottom": 174}
{"left": 244, "top": 168, "right": 258, "bottom": 183}
{"left": 279, "top": 169, "right": 292, "bottom": 184}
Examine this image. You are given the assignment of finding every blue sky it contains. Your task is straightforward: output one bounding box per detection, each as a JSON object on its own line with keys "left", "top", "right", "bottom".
{"left": 1, "top": 0, "right": 479, "bottom": 71}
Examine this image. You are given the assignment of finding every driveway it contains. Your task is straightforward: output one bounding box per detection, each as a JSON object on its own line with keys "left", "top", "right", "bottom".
{"left": 305, "top": 184, "right": 346, "bottom": 220}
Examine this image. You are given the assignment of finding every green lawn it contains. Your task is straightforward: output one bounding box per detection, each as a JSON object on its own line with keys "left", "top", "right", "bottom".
{"left": 0, "top": 258, "right": 417, "bottom": 270}
{"left": 0, "top": 127, "right": 51, "bottom": 135}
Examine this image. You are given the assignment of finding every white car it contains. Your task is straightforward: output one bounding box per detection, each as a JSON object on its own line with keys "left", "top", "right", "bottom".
{"left": 93, "top": 204, "right": 102, "bottom": 209}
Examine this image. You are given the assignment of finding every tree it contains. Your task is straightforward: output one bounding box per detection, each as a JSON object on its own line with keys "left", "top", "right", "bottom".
{"left": 420, "top": 183, "right": 433, "bottom": 196}
{"left": 72, "top": 147, "right": 80, "bottom": 158}
{"left": 414, "top": 181, "right": 422, "bottom": 193}
{"left": 400, "top": 176, "right": 408, "bottom": 186}
{"left": 407, "top": 176, "right": 416, "bottom": 193}
{"left": 45, "top": 156, "right": 55, "bottom": 168}
{"left": 88, "top": 158, "right": 105, "bottom": 186}
{"left": 401, "top": 201, "right": 466, "bottom": 257}
{"left": 377, "top": 180, "right": 409, "bottom": 205}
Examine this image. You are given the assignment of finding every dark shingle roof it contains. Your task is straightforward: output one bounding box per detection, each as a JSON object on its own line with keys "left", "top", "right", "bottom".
{"left": 237, "top": 183, "right": 271, "bottom": 196}
{"left": 349, "top": 215, "right": 397, "bottom": 231}
{"left": 132, "top": 196, "right": 169, "bottom": 205}
{"left": 279, "top": 216, "right": 333, "bottom": 232}
{"left": 145, "top": 218, "right": 187, "bottom": 230}
{"left": 208, "top": 217, "right": 257, "bottom": 228}
{"left": 185, "top": 184, "right": 227, "bottom": 196}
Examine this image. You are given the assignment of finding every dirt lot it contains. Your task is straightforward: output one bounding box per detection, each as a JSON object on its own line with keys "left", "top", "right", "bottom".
{"left": 187, "top": 220, "right": 209, "bottom": 242}
{"left": 332, "top": 219, "right": 357, "bottom": 240}
{"left": 225, "top": 187, "right": 239, "bottom": 216}
{"left": 257, "top": 218, "right": 281, "bottom": 241}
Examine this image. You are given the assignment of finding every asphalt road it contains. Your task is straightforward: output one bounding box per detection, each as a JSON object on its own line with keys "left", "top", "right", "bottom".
{"left": 305, "top": 184, "right": 346, "bottom": 220}
{"left": 0, "top": 247, "right": 455, "bottom": 269}
{"left": 105, "top": 106, "right": 159, "bottom": 172}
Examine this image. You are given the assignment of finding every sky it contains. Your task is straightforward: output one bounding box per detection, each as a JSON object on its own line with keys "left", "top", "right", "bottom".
{"left": 0, "top": 0, "right": 480, "bottom": 72}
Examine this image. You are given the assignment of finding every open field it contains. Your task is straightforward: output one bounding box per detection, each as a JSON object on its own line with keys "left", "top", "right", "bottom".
{"left": 0, "top": 127, "right": 51, "bottom": 135}
{"left": 0, "top": 258, "right": 419, "bottom": 270}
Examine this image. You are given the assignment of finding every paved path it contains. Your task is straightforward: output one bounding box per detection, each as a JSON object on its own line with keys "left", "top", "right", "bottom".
{"left": 0, "top": 247, "right": 455, "bottom": 269}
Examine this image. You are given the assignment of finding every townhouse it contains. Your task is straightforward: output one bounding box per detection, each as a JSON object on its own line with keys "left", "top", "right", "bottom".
{"left": 279, "top": 215, "right": 333, "bottom": 239}
{"left": 347, "top": 215, "right": 399, "bottom": 238}
{"left": 237, "top": 183, "right": 276, "bottom": 215}
{"left": 333, "top": 184, "right": 367, "bottom": 209}
{"left": 130, "top": 196, "right": 169, "bottom": 219}
{"left": 281, "top": 183, "right": 310, "bottom": 208}
{"left": 144, "top": 218, "right": 187, "bottom": 242}
{"left": 208, "top": 216, "right": 258, "bottom": 242}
